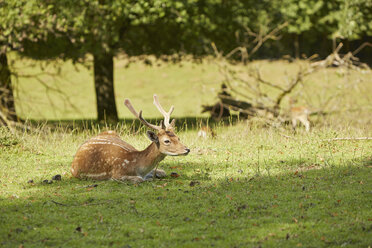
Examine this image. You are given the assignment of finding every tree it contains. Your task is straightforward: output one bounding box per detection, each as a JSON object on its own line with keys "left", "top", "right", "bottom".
{"left": 3, "top": 0, "right": 293, "bottom": 123}
{"left": 318, "top": 0, "right": 372, "bottom": 49}
{"left": 0, "top": 51, "right": 17, "bottom": 124}
{"left": 275, "top": 0, "right": 325, "bottom": 58}
{"left": 2, "top": 0, "right": 218, "bottom": 122}
{"left": 0, "top": 0, "right": 56, "bottom": 124}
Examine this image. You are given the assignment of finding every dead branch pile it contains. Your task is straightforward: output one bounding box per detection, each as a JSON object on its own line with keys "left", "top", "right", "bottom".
{"left": 311, "top": 42, "right": 371, "bottom": 70}
{"left": 202, "top": 42, "right": 370, "bottom": 122}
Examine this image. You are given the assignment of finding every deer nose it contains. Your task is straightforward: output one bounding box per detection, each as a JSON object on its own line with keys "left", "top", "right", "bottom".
{"left": 185, "top": 148, "right": 190, "bottom": 154}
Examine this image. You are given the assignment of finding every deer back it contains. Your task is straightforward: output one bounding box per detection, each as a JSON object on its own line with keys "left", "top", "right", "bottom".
{"left": 71, "top": 131, "right": 140, "bottom": 180}
{"left": 291, "top": 106, "right": 310, "bottom": 118}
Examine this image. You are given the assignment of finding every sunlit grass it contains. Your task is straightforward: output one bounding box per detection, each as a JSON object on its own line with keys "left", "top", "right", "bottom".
{"left": 0, "top": 122, "right": 371, "bottom": 247}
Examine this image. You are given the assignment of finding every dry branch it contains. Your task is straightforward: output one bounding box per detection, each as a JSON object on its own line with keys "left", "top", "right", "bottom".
{"left": 224, "top": 22, "right": 288, "bottom": 63}
{"left": 311, "top": 43, "right": 370, "bottom": 70}
{"left": 50, "top": 199, "right": 113, "bottom": 207}
{"left": 279, "top": 133, "right": 298, "bottom": 140}
{"left": 203, "top": 40, "right": 370, "bottom": 126}
{"left": 251, "top": 67, "right": 285, "bottom": 92}
{"left": 352, "top": 42, "right": 372, "bottom": 56}
{"left": 322, "top": 137, "right": 372, "bottom": 141}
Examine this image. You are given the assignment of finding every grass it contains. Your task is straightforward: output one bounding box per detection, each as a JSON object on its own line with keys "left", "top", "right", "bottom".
{"left": 1, "top": 56, "right": 372, "bottom": 247}
{"left": 1, "top": 123, "right": 371, "bottom": 247}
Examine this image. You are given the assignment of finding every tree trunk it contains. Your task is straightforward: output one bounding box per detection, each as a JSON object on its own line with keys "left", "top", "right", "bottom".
{"left": 0, "top": 52, "right": 18, "bottom": 124}
{"left": 332, "top": 37, "right": 336, "bottom": 52}
{"left": 294, "top": 34, "right": 300, "bottom": 59}
{"left": 93, "top": 52, "right": 118, "bottom": 123}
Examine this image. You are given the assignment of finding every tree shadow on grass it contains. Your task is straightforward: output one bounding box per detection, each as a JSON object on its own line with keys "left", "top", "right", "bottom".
{"left": 362, "top": 156, "right": 372, "bottom": 167}
{"left": 1, "top": 157, "right": 371, "bottom": 247}
{"left": 269, "top": 157, "right": 310, "bottom": 169}
{"left": 24, "top": 160, "right": 215, "bottom": 192}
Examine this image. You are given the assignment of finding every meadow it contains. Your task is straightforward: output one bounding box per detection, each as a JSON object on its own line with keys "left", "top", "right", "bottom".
{"left": 0, "top": 56, "right": 371, "bottom": 247}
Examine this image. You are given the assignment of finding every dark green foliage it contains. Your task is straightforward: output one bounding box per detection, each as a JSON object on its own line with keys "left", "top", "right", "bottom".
{"left": 1, "top": 0, "right": 371, "bottom": 61}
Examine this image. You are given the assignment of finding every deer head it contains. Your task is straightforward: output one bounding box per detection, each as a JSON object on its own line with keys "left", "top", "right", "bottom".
{"left": 124, "top": 94, "right": 190, "bottom": 156}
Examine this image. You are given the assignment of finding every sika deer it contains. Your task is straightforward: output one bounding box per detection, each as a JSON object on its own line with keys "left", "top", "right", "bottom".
{"left": 71, "top": 95, "right": 190, "bottom": 183}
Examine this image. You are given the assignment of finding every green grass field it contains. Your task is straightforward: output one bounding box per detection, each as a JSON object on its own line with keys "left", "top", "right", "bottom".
{"left": 1, "top": 56, "right": 371, "bottom": 247}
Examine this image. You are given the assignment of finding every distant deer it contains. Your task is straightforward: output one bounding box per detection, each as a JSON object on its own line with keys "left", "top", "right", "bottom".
{"left": 197, "top": 126, "right": 216, "bottom": 139}
{"left": 289, "top": 98, "right": 310, "bottom": 132}
{"left": 71, "top": 95, "right": 190, "bottom": 183}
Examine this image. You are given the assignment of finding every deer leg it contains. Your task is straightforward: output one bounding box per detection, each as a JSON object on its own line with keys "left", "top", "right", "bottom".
{"left": 291, "top": 118, "right": 297, "bottom": 131}
{"left": 145, "top": 169, "right": 166, "bottom": 180}
{"left": 154, "top": 169, "right": 166, "bottom": 178}
{"left": 299, "top": 117, "right": 310, "bottom": 132}
{"left": 114, "top": 176, "right": 145, "bottom": 184}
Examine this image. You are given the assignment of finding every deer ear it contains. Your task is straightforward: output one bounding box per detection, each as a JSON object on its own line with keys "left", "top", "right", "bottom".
{"left": 146, "top": 131, "right": 159, "bottom": 143}
{"left": 170, "top": 119, "right": 176, "bottom": 127}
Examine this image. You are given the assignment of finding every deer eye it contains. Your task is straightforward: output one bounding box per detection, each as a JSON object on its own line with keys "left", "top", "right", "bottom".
{"left": 164, "top": 140, "right": 171, "bottom": 144}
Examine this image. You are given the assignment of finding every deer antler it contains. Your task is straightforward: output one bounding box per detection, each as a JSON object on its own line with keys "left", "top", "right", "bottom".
{"left": 153, "top": 94, "right": 174, "bottom": 128}
{"left": 124, "top": 99, "right": 162, "bottom": 131}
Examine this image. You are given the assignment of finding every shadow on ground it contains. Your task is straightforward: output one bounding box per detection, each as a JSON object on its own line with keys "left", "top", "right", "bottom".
{"left": 1, "top": 156, "right": 371, "bottom": 247}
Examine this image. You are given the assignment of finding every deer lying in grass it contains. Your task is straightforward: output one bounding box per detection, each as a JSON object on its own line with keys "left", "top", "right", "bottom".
{"left": 289, "top": 98, "right": 310, "bottom": 132}
{"left": 71, "top": 95, "right": 190, "bottom": 183}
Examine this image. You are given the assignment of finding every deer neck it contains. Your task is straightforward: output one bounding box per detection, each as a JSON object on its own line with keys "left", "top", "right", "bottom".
{"left": 137, "top": 142, "right": 166, "bottom": 176}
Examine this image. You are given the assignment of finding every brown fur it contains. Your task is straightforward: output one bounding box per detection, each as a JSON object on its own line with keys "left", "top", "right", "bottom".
{"left": 71, "top": 129, "right": 189, "bottom": 183}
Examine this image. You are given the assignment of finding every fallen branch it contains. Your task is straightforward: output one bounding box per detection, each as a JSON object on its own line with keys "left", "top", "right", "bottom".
{"left": 322, "top": 137, "right": 372, "bottom": 141}
{"left": 252, "top": 67, "right": 286, "bottom": 92}
{"left": 218, "top": 22, "right": 288, "bottom": 63}
{"left": 279, "top": 133, "right": 298, "bottom": 140}
{"left": 352, "top": 42, "right": 372, "bottom": 56}
{"left": 49, "top": 199, "right": 113, "bottom": 207}
{"left": 248, "top": 22, "right": 288, "bottom": 58}
{"left": 205, "top": 34, "right": 370, "bottom": 124}
{"left": 50, "top": 200, "right": 68, "bottom": 206}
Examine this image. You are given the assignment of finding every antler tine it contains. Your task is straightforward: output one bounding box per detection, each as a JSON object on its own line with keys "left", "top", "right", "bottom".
{"left": 124, "top": 99, "right": 140, "bottom": 118}
{"left": 153, "top": 94, "right": 174, "bottom": 127}
{"left": 138, "top": 111, "right": 161, "bottom": 130}
{"left": 124, "top": 99, "right": 161, "bottom": 131}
